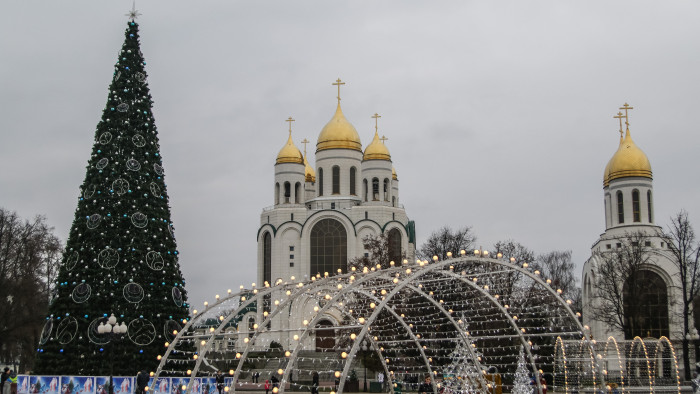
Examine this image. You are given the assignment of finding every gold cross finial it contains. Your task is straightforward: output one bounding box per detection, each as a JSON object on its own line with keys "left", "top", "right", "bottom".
{"left": 380, "top": 135, "right": 388, "bottom": 144}
{"left": 285, "top": 117, "right": 295, "bottom": 136}
{"left": 332, "top": 78, "right": 345, "bottom": 104}
{"left": 619, "top": 103, "right": 634, "bottom": 128}
{"left": 372, "top": 113, "right": 381, "bottom": 133}
{"left": 613, "top": 111, "right": 625, "bottom": 138}
{"left": 301, "top": 138, "right": 310, "bottom": 156}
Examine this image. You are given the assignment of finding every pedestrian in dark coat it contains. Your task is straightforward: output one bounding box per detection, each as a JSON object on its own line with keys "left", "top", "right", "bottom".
{"left": 136, "top": 370, "right": 149, "bottom": 394}
{"left": 215, "top": 372, "right": 225, "bottom": 394}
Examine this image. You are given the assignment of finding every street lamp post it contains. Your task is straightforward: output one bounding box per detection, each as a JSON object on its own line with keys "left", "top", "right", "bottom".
{"left": 361, "top": 341, "right": 368, "bottom": 392}
{"left": 98, "top": 314, "right": 128, "bottom": 394}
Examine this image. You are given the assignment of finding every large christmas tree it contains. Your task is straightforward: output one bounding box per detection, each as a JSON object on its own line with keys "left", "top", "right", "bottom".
{"left": 34, "top": 16, "right": 190, "bottom": 375}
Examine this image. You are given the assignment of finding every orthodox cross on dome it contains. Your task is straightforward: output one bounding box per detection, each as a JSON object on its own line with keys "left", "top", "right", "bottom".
{"left": 619, "top": 102, "right": 634, "bottom": 128}
{"left": 613, "top": 111, "right": 625, "bottom": 138}
{"left": 333, "top": 78, "right": 345, "bottom": 104}
{"left": 285, "top": 116, "right": 295, "bottom": 136}
{"left": 301, "top": 138, "right": 310, "bottom": 156}
{"left": 372, "top": 113, "right": 381, "bottom": 133}
{"left": 126, "top": 1, "right": 141, "bottom": 21}
{"left": 380, "top": 135, "right": 388, "bottom": 144}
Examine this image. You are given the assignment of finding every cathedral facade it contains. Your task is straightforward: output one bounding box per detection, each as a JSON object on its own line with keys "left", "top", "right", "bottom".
{"left": 581, "top": 106, "right": 687, "bottom": 342}
{"left": 250, "top": 83, "right": 416, "bottom": 349}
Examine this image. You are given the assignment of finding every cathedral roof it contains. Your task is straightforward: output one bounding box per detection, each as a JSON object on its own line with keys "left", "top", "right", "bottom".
{"left": 316, "top": 104, "right": 362, "bottom": 152}
{"left": 603, "top": 127, "right": 652, "bottom": 187}
{"left": 392, "top": 167, "right": 398, "bottom": 180}
{"left": 276, "top": 132, "right": 304, "bottom": 165}
{"left": 363, "top": 130, "right": 391, "bottom": 161}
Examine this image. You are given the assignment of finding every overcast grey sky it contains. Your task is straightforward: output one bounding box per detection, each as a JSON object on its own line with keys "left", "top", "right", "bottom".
{"left": 1, "top": 1, "right": 698, "bottom": 309}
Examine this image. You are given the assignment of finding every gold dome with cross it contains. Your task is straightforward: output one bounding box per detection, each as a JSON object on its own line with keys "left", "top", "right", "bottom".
{"left": 316, "top": 79, "right": 363, "bottom": 152}
{"left": 603, "top": 104, "right": 652, "bottom": 187}
{"left": 276, "top": 117, "right": 304, "bottom": 165}
{"left": 363, "top": 113, "right": 391, "bottom": 161}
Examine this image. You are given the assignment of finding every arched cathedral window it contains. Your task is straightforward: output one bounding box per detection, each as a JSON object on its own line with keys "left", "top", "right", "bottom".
{"left": 632, "top": 189, "right": 641, "bottom": 222}
{"left": 284, "top": 182, "right": 291, "bottom": 203}
{"left": 388, "top": 228, "right": 402, "bottom": 264}
{"left": 617, "top": 191, "right": 624, "bottom": 224}
{"left": 263, "top": 232, "right": 272, "bottom": 287}
{"left": 647, "top": 190, "right": 653, "bottom": 223}
{"left": 350, "top": 167, "right": 356, "bottom": 195}
{"left": 318, "top": 168, "right": 324, "bottom": 196}
{"left": 332, "top": 166, "right": 340, "bottom": 194}
{"left": 623, "top": 270, "right": 669, "bottom": 339}
{"left": 372, "top": 178, "right": 379, "bottom": 201}
{"left": 310, "top": 219, "right": 347, "bottom": 277}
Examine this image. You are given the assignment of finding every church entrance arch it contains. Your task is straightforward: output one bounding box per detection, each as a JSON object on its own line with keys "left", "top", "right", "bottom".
{"left": 314, "top": 319, "right": 335, "bottom": 350}
{"left": 310, "top": 219, "right": 347, "bottom": 276}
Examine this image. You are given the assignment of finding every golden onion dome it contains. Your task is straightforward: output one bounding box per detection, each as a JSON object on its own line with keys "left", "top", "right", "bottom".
{"left": 392, "top": 167, "right": 398, "bottom": 181}
{"left": 276, "top": 132, "right": 304, "bottom": 165}
{"left": 304, "top": 154, "right": 316, "bottom": 182}
{"left": 363, "top": 131, "right": 391, "bottom": 161}
{"left": 603, "top": 128, "right": 652, "bottom": 187}
{"left": 317, "top": 104, "right": 362, "bottom": 152}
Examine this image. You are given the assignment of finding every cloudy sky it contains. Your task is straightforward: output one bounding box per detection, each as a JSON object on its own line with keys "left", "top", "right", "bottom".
{"left": 1, "top": 1, "right": 698, "bottom": 309}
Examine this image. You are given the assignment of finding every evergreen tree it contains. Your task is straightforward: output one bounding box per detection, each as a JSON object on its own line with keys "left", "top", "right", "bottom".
{"left": 512, "top": 347, "right": 531, "bottom": 394}
{"left": 442, "top": 328, "right": 482, "bottom": 394}
{"left": 34, "top": 18, "right": 189, "bottom": 375}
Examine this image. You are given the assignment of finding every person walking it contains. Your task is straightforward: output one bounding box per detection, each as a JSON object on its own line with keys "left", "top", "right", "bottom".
{"left": 311, "top": 372, "right": 319, "bottom": 394}
{"left": 215, "top": 372, "right": 225, "bottom": 394}
{"left": 264, "top": 380, "right": 270, "bottom": 394}
{"left": 377, "top": 372, "right": 384, "bottom": 392}
{"left": 0, "top": 368, "right": 10, "bottom": 394}
{"left": 136, "top": 370, "right": 149, "bottom": 394}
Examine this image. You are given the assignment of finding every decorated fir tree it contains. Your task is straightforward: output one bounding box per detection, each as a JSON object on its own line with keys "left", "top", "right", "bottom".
{"left": 512, "top": 347, "right": 531, "bottom": 394}
{"left": 34, "top": 15, "right": 189, "bottom": 375}
{"left": 441, "top": 329, "right": 482, "bottom": 394}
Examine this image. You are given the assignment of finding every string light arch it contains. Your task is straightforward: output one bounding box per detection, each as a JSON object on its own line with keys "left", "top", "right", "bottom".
{"left": 152, "top": 254, "right": 602, "bottom": 394}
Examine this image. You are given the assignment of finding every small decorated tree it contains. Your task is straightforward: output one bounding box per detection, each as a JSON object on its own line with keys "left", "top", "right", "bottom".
{"left": 512, "top": 346, "right": 531, "bottom": 394}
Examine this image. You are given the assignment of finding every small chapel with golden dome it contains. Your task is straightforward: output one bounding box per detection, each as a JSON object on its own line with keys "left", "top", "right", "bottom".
{"left": 582, "top": 104, "right": 687, "bottom": 342}
{"left": 251, "top": 80, "right": 416, "bottom": 347}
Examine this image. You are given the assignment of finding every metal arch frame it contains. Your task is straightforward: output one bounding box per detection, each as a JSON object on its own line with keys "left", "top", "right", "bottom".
{"left": 329, "top": 264, "right": 491, "bottom": 394}
{"left": 155, "top": 255, "right": 602, "bottom": 393}
{"left": 227, "top": 277, "right": 361, "bottom": 392}
{"left": 151, "top": 284, "right": 278, "bottom": 391}
{"left": 275, "top": 267, "right": 424, "bottom": 394}
{"left": 437, "top": 269, "right": 546, "bottom": 394}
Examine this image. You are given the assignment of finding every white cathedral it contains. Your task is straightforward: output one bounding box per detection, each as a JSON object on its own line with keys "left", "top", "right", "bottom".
{"left": 251, "top": 81, "right": 416, "bottom": 349}
{"left": 582, "top": 105, "right": 689, "bottom": 343}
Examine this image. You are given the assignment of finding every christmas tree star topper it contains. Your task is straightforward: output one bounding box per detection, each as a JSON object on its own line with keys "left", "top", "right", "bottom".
{"left": 126, "top": 1, "right": 141, "bottom": 21}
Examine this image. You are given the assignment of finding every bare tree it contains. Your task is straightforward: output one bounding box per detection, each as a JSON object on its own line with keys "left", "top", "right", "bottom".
{"left": 490, "top": 240, "right": 535, "bottom": 301}
{"left": 0, "top": 208, "right": 62, "bottom": 372}
{"left": 664, "top": 210, "right": 700, "bottom": 379}
{"left": 349, "top": 233, "right": 406, "bottom": 270}
{"left": 418, "top": 226, "right": 476, "bottom": 261}
{"left": 536, "top": 250, "right": 581, "bottom": 313}
{"left": 588, "top": 231, "right": 661, "bottom": 339}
